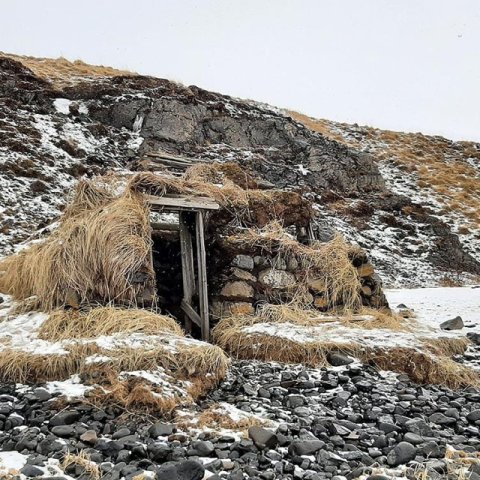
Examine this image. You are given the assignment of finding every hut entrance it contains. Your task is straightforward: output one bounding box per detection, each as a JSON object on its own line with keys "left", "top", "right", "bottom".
{"left": 147, "top": 194, "right": 219, "bottom": 341}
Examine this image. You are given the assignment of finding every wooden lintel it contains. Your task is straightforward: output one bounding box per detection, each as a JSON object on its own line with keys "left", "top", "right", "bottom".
{"left": 147, "top": 194, "right": 220, "bottom": 211}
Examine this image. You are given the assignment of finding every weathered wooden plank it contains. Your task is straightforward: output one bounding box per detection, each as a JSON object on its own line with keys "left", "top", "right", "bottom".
{"left": 147, "top": 195, "right": 220, "bottom": 211}
{"left": 195, "top": 211, "right": 210, "bottom": 341}
{"left": 148, "top": 158, "right": 194, "bottom": 168}
{"left": 179, "top": 212, "right": 196, "bottom": 334}
{"left": 145, "top": 151, "right": 200, "bottom": 165}
{"left": 180, "top": 300, "right": 202, "bottom": 328}
{"left": 151, "top": 222, "right": 179, "bottom": 231}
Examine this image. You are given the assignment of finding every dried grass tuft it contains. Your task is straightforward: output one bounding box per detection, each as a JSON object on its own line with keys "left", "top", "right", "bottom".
{"left": 0, "top": 343, "right": 100, "bottom": 384}
{"left": 177, "top": 403, "right": 269, "bottom": 434}
{"left": 62, "top": 178, "right": 116, "bottom": 218}
{"left": 1, "top": 52, "right": 136, "bottom": 88}
{"left": 62, "top": 451, "right": 101, "bottom": 480}
{"left": 88, "top": 376, "right": 182, "bottom": 416}
{"left": 422, "top": 337, "right": 471, "bottom": 357}
{"left": 364, "top": 347, "right": 479, "bottom": 390}
{"left": 343, "top": 307, "right": 414, "bottom": 331}
{"left": 39, "top": 306, "right": 183, "bottom": 341}
{"left": 177, "top": 344, "right": 230, "bottom": 380}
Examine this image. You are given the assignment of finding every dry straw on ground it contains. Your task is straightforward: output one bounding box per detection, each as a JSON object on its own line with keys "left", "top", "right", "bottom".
{"left": 39, "top": 306, "right": 183, "bottom": 340}
{"left": 176, "top": 403, "right": 270, "bottom": 434}
{"left": 62, "top": 451, "right": 101, "bottom": 480}
{"left": 88, "top": 376, "right": 182, "bottom": 417}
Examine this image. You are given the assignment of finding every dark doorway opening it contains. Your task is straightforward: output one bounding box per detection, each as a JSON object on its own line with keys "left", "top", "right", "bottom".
{"left": 147, "top": 195, "right": 219, "bottom": 341}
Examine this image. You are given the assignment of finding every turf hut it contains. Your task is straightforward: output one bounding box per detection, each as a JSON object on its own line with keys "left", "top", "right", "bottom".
{"left": 0, "top": 162, "right": 387, "bottom": 341}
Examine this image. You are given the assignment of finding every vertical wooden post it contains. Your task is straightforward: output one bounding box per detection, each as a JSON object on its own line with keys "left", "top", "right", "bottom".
{"left": 195, "top": 211, "right": 210, "bottom": 341}
{"left": 179, "top": 212, "right": 195, "bottom": 334}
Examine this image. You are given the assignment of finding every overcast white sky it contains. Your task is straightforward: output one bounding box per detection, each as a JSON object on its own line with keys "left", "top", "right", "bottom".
{"left": 1, "top": 0, "right": 479, "bottom": 141}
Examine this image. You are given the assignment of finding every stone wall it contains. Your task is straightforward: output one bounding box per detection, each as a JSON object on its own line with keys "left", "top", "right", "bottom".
{"left": 209, "top": 249, "right": 388, "bottom": 320}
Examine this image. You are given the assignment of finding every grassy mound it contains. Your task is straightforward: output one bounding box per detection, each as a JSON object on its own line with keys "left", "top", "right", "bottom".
{"left": 0, "top": 304, "right": 229, "bottom": 415}
{"left": 213, "top": 304, "right": 478, "bottom": 389}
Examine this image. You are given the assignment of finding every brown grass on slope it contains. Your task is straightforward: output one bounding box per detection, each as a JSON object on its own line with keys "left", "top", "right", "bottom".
{"left": 0, "top": 52, "right": 136, "bottom": 88}
{"left": 288, "top": 110, "right": 480, "bottom": 230}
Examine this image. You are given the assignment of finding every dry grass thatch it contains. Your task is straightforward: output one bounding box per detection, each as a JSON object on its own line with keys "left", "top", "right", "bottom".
{"left": 0, "top": 170, "right": 313, "bottom": 310}
{"left": 177, "top": 344, "right": 230, "bottom": 379}
{"left": 38, "top": 306, "right": 183, "bottom": 340}
{"left": 0, "top": 181, "right": 154, "bottom": 311}
{"left": 0, "top": 343, "right": 100, "bottom": 384}
{"left": 0, "top": 341, "right": 228, "bottom": 386}
{"left": 184, "top": 161, "right": 260, "bottom": 190}
{"left": 128, "top": 171, "right": 312, "bottom": 228}
{"left": 367, "top": 347, "right": 479, "bottom": 390}
{"left": 213, "top": 312, "right": 359, "bottom": 367}
{"left": 227, "top": 223, "right": 363, "bottom": 310}
{"left": 255, "top": 303, "right": 413, "bottom": 331}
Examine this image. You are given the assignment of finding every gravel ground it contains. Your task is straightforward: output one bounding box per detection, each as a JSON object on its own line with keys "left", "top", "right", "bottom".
{"left": 1, "top": 359, "right": 479, "bottom": 480}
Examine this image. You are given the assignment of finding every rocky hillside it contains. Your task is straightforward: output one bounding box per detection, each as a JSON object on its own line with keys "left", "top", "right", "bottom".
{"left": 1, "top": 53, "right": 479, "bottom": 287}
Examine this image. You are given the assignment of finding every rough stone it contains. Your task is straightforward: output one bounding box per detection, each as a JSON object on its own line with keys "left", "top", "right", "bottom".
{"left": 49, "top": 411, "right": 80, "bottom": 427}
{"left": 308, "top": 278, "right": 327, "bottom": 293}
{"left": 387, "top": 441, "right": 417, "bottom": 466}
{"left": 288, "top": 440, "right": 325, "bottom": 456}
{"left": 232, "top": 255, "right": 254, "bottom": 270}
{"left": 248, "top": 426, "right": 278, "bottom": 449}
{"left": 231, "top": 267, "right": 256, "bottom": 282}
{"left": 149, "top": 422, "right": 175, "bottom": 438}
{"left": 80, "top": 430, "right": 98, "bottom": 444}
{"left": 357, "top": 263, "right": 375, "bottom": 277}
{"left": 440, "top": 316, "right": 464, "bottom": 330}
{"left": 467, "top": 410, "right": 480, "bottom": 422}
{"left": 258, "top": 268, "right": 296, "bottom": 288}
{"left": 467, "top": 332, "right": 480, "bottom": 345}
{"left": 327, "top": 352, "right": 354, "bottom": 367}
{"left": 210, "top": 301, "right": 254, "bottom": 318}
{"left": 176, "top": 460, "right": 205, "bottom": 480}
{"left": 313, "top": 297, "right": 328, "bottom": 309}
{"left": 220, "top": 281, "right": 254, "bottom": 299}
